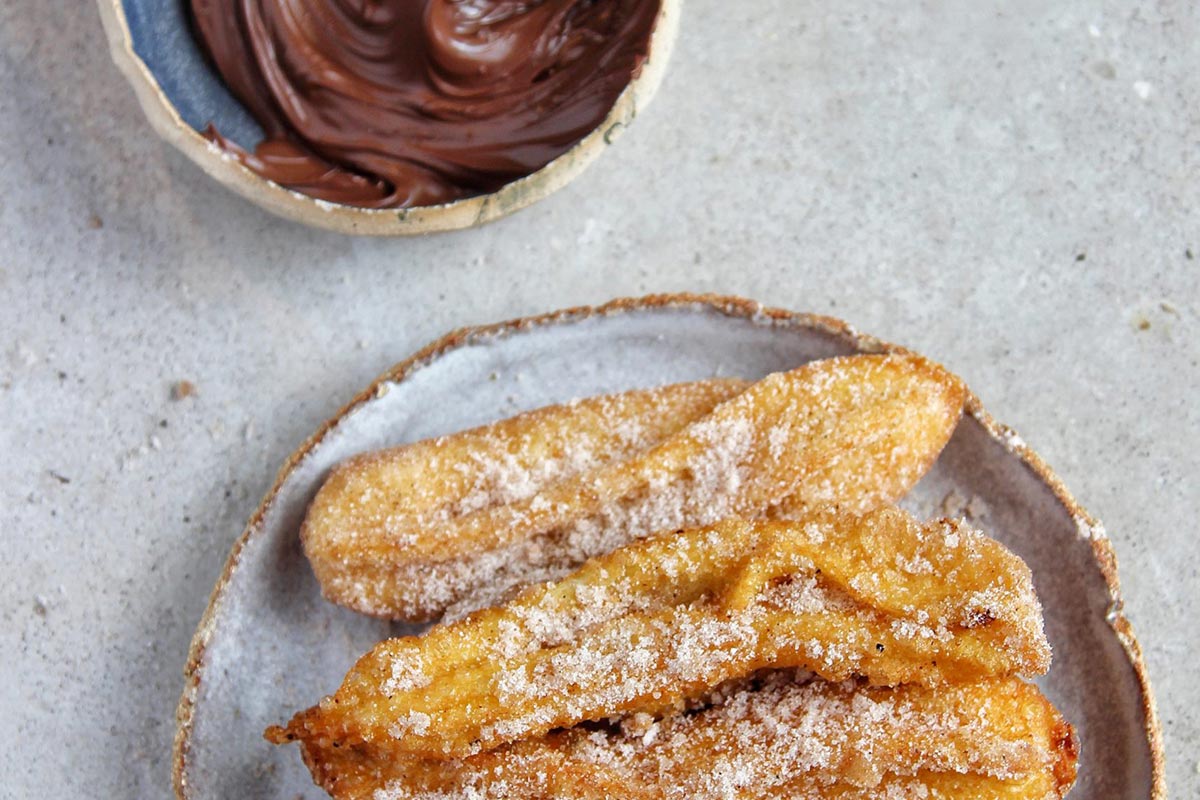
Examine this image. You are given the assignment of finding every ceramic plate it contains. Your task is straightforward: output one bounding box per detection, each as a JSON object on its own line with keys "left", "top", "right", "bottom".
{"left": 173, "top": 294, "right": 1163, "bottom": 799}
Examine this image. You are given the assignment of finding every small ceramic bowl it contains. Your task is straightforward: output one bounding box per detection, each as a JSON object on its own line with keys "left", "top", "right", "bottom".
{"left": 97, "top": 0, "right": 681, "bottom": 235}
{"left": 173, "top": 294, "right": 1163, "bottom": 799}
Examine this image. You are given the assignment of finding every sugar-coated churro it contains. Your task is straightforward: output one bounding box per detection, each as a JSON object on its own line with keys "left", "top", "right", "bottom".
{"left": 304, "top": 354, "right": 966, "bottom": 620}
{"left": 270, "top": 507, "right": 1049, "bottom": 759}
{"left": 284, "top": 675, "right": 1077, "bottom": 800}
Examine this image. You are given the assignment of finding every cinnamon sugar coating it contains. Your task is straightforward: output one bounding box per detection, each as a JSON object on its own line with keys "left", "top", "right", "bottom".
{"left": 268, "top": 353, "right": 1080, "bottom": 800}
{"left": 282, "top": 675, "right": 1077, "bottom": 800}
{"left": 269, "top": 508, "right": 1050, "bottom": 759}
{"left": 302, "top": 354, "right": 966, "bottom": 621}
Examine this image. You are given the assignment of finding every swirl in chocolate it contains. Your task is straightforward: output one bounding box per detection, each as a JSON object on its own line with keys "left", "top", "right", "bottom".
{"left": 189, "top": 0, "right": 661, "bottom": 208}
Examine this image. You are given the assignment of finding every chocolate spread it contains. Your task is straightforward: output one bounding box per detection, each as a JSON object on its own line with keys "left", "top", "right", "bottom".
{"left": 190, "top": 0, "right": 661, "bottom": 209}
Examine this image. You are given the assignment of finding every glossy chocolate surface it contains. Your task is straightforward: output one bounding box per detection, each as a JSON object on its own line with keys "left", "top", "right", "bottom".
{"left": 190, "top": 0, "right": 660, "bottom": 208}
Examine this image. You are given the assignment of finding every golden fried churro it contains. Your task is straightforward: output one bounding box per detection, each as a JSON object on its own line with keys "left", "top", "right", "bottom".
{"left": 284, "top": 675, "right": 1078, "bottom": 800}
{"left": 269, "top": 507, "right": 1048, "bottom": 759}
{"left": 303, "top": 378, "right": 748, "bottom": 620}
{"left": 304, "top": 353, "right": 966, "bottom": 620}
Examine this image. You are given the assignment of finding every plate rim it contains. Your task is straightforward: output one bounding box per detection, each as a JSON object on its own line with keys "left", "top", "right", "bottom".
{"left": 94, "top": 0, "right": 681, "bottom": 236}
{"left": 171, "top": 292, "right": 1165, "bottom": 798}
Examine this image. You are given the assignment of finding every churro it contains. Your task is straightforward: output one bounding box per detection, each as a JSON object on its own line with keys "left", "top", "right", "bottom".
{"left": 270, "top": 507, "right": 1049, "bottom": 759}
{"left": 285, "top": 675, "right": 1078, "bottom": 800}
{"left": 303, "top": 354, "right": 966, "bottom": 620}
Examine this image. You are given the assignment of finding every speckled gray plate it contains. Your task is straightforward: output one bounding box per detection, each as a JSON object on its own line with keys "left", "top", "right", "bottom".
{"left": 173, "top": 294, "right": 1164, "bottom": 799}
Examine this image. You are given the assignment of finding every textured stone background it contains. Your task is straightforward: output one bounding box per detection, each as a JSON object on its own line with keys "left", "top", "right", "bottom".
{"left": 1, "top": 1, "right": 1196, "bottom": 797}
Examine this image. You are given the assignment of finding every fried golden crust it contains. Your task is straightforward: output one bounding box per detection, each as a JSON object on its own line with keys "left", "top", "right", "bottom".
{"left": 302, "top": 378, "right": 748, "bottom": 620}
{"left": 269, "top": 508, "right": 1049, "bottom": 759}
{"left": 285, "top": 677, "right": 1078, "bottom": 800}
{"left": 304, "top": 354, "right": 966, "bottom": 620}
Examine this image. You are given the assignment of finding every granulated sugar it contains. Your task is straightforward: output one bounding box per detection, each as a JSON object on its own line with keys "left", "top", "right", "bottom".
{"left": 371, "top": 674, "right": 1056, "bottom": 800}
{"left": 351, "top": 511, "right": 1048, "bottom": 759}
{"left": 342, "top": 355, "right": 965, "bottom": 620}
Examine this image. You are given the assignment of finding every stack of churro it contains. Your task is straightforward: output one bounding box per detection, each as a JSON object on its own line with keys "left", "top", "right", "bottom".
{"left": 268, "top": 354, "right": 1079, "bottom": 799}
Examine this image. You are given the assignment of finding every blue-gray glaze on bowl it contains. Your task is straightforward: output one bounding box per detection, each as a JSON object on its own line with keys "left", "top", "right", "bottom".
{"left": 120, "top": 0, "right": 261, "bottom": 147}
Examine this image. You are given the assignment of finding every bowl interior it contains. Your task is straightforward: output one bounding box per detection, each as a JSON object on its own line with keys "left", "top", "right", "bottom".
{"left": 121, "top": 0, "right": 262, "bottom": 148}
{"left": 178, "top": 302, "right": 1157, "bottom": 798}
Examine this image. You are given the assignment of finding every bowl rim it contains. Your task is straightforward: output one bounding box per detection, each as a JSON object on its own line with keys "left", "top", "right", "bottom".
{"left": 170, "top": 292, "right": 1165, "bottom": 798}
{"left": 95, "top": 0, "right": 682, "bottom": 236}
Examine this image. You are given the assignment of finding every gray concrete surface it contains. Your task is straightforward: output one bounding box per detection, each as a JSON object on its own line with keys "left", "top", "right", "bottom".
{"left": 1, "top": 1, "right": 1196, "bottom": 797}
